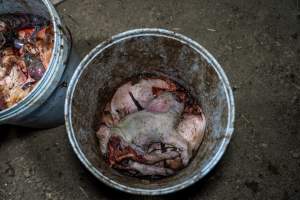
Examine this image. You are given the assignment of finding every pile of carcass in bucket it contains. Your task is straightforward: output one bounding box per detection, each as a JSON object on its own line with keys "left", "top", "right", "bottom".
{"left": 0, "top": 13, "right": 54, "bottom": 110}
{"left": 96, "top": 77, "right": 207, "bottom": 178}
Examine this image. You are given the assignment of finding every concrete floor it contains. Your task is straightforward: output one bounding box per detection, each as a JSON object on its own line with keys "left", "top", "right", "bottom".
{"left": 0, "top": 0, "right": 300, "bottom": 199}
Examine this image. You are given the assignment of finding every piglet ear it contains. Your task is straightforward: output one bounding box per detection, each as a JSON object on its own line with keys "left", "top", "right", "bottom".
{"left": 146, "top": 92, "right": 183, "bottom": 114}
{"left": 146, "top": 98, "right": 170, "bottom": 113}
{"left": 96, "top": 125, "right": 111, "bottom": 154}
{"left": 129, "top": 91, "right": 143, "bottom": 111}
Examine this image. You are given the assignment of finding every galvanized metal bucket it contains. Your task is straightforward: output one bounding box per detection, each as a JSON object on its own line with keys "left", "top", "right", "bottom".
{"left": 0, "top": 0, "right": 79, "bottom": 128}
{"left": 65, "top": 29, "right": 235, "bottom": 195}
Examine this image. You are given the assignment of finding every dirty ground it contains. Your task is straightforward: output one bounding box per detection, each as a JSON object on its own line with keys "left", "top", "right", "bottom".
{"left": 0, "top": 0, "right": 299, "bottom": 199}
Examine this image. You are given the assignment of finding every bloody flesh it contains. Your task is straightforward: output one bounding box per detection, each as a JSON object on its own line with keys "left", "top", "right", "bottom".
{"left": 96, "top": 76, "right": 207, "bottom": 178}
{"left": 0, "top": 13, "right": 53, "bottom": 110}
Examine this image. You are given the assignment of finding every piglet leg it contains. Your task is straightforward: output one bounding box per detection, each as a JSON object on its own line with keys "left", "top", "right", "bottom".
{"left": 128, "top": 160, "right": 174, "bottom": 176}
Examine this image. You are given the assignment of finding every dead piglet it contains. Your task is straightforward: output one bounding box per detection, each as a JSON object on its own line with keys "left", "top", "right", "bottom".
{"left": 97, "top": 79, "right": 207, "bottom": 178}
{"left": 98, "top": 92, "right": 191, "bottom": 176}
{"left": 108, "top": 78, "right": 177, "bottom": 123}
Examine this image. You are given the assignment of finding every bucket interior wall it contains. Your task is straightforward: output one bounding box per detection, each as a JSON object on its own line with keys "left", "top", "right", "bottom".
{"left": 0, "top": 0, "right": 50, "bottom": 18}
{"left": 71, "top": 35, "right": 229, "bottom": 190}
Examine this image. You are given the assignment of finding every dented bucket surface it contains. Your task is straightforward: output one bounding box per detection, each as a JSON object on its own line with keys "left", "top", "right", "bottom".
{"left": 0, "top": 0, "right": 80, "bottom": 128}
{"left": 65, "top": 29, "right": 235, "bottom": 195}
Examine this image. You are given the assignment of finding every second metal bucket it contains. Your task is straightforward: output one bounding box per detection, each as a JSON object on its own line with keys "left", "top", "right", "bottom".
{"left": 0, "top": 0, "right": 80, "bottom": 128}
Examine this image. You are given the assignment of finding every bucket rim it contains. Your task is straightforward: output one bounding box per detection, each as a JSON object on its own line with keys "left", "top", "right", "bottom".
{"left": 65, "top": 28, "right": 235, "bottom": 195}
